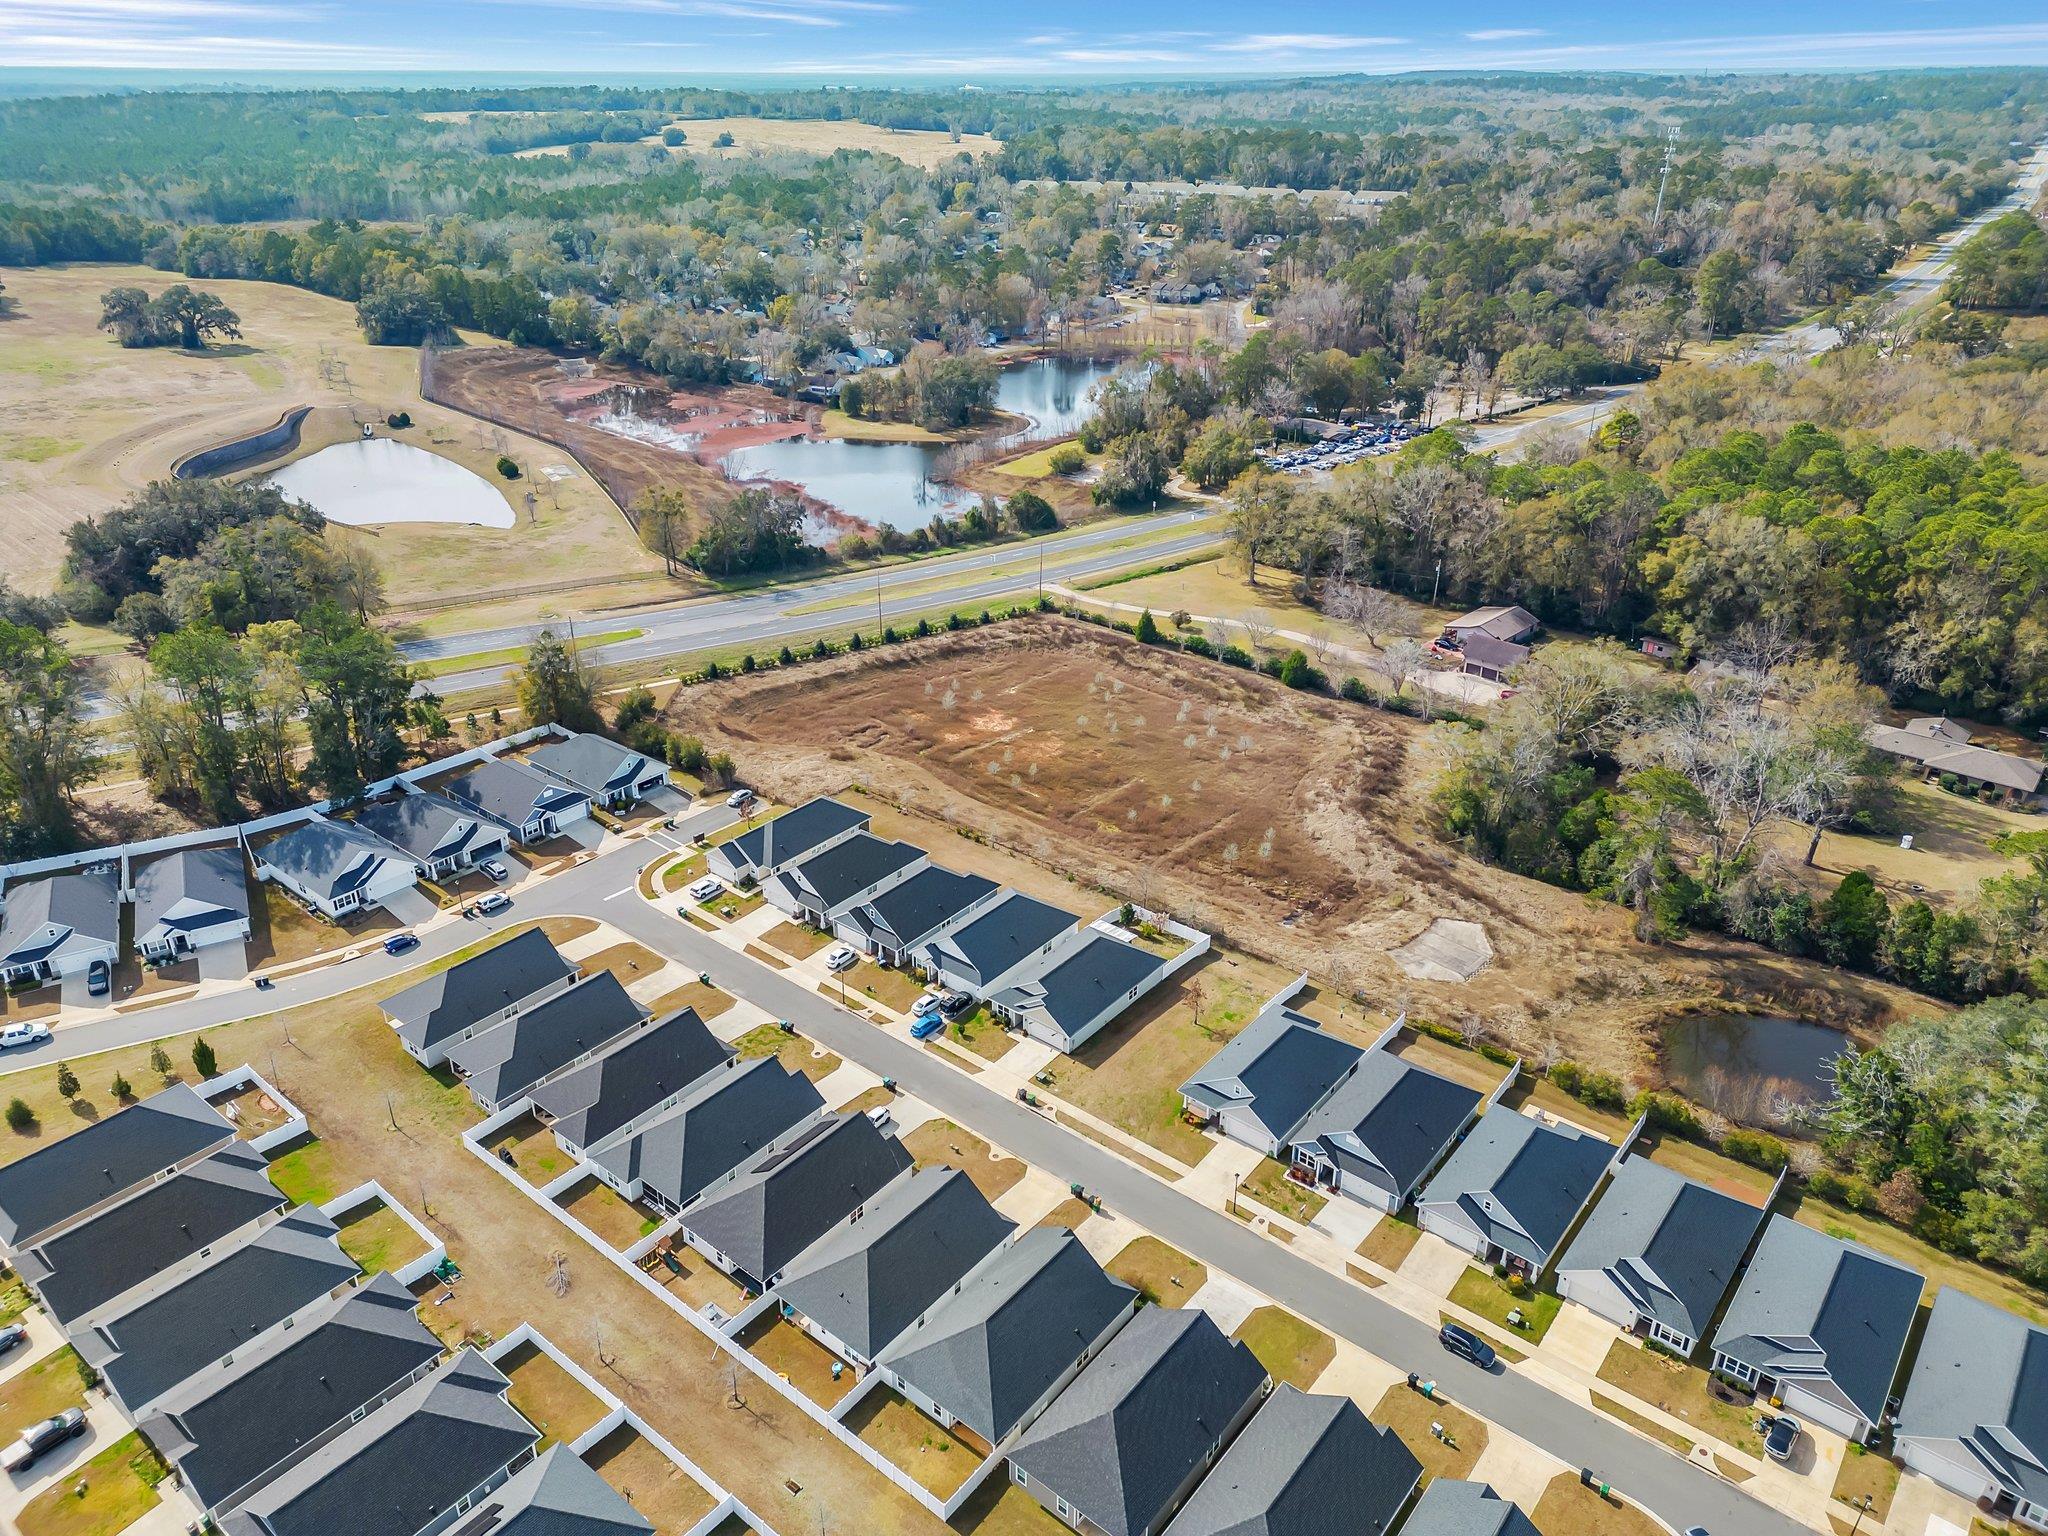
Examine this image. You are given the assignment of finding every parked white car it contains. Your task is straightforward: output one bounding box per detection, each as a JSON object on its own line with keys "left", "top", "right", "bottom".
{"left": 824, "top": 945, "right": 858, "bottom": 973}
{"left": 480, "top": 859, "right": 510, "bottom": 882}
{"left": 474, "top": 891, "right": 511, "bottom": 916}
{"left": 687, "top": 876, "right": 724, "bottom": 902}
{"left": 0, "top": 1022, "right": 52, "bottom": 1050}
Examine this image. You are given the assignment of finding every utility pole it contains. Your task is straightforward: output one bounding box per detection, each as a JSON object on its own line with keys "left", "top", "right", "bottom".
{"left": 874, "top": 571, "right": 883, "bottom": 642}
{"left": 1653, "top": 122, "right": 1681, "bottom": 226}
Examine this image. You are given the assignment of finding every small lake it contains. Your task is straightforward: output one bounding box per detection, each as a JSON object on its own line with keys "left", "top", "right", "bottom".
{"left": 268, "top": 439, "right": 515, "bottom": 529}
{"left": 721, "top": 355, "right": 1119, "bottom": 534}
{"left": 1664, "top": 1014, "right": 1852, "bottom": 1120}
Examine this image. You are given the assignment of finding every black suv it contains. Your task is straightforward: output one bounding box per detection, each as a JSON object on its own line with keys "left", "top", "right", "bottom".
{"left": 1437, "top": 1323, "right": 1498, "bottom": 1370}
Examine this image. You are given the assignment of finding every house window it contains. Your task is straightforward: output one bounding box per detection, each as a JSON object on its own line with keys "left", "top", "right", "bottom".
{"left": 1718, "top": 1355, "right": 1758, "bottom": 1385}
{"left": 1012, "top": 1464, "right": 1027, "bottom": 1487}
{"left": 1054, "top": 1496, "right": 1075, "bottom": 1522}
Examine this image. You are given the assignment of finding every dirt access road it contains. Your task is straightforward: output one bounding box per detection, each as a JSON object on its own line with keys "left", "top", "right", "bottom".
{"left": 667, "top": 617, "right": 1929, "bottom": 1077}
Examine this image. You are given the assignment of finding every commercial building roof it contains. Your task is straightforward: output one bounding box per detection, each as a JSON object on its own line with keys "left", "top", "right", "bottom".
{"left": 448, "top": 1443, "right": 654, "bottom": 1535}
{"left": 217, "top": 1348, "right": 537, "bottom": 1536}
{"left": 679, "top": 1111, "right": 912, "bottom": 1288}
{"left": 1162, "top": 1384, "right": 1421, "bottom": 1536}
{"left": 0, "top": 1081, "right": 234, "bottom": 1249}
{"left": 353, "top": 793, "right": 505, "bottom": 868}
{"left": 1290, "top": 1052, "right": 1485, "bottom": 1205}
{"left": 0, "top": 864, "right": 120, "bottom": 970}
{"left": 383, "top": 928, "right": 578, "bottom": 1056}
{"left": 445, "top": 972, "right": 650, "bottom": 1107}
{"left": 719, "top": 796, "right": 868, "bottom": 878}
{"left": 1898, "top": 1287, "right": 2048, "bottom": 1510}
{"left": 527, "top": 1006, "right": 731, "bottom": 1151}
{"left": 1398, "top": 1480, "right": 1541, "bottom": 1536}
{"left": 775, "top": 1167, "right": 1014, "bottom": 1361}
{"left": 589, "top": 1057, "right": 824, "bottom": 1212}
{"left": 80, "top": 1207, "right": 358, "bottom": 1412}
{"left": 841, "top": 865, "right": 997, "bottom": 954}
{"left": 1556, "top": 1156, "right": 1767, "bottom": 1343}
{"left": 1009, "top": 1306, "right": 1269, "bottom": 1536}
{"left": 255, "top": 818, "right": 409, "bottom": 902}
{"left": 17, "top": 1140, "right": 285, "bottom": 1324}
{"left": 880, "top": 1228, "right": 1137, "bottom": 1445}
{"left": 132, "top": 846, "right": 250, "bottom": 945}
{"left": 919, "top": 891, "right": 1079, "bottom": 990}
{"left": 991, "top": 931, "right": 1167, "bottom": 1046}
{"left": 1712, "top": 1216, "right": 1924, "bottom": 1431}
{"left": 138, "top": 1272, "right": 444, "bottom": 1515}
{"left": 1180, "top": 1002, "right": 1364, "bottom": 1147}
{"left": 1417, "top": 1110, "right": 1615, "bottom": 1268}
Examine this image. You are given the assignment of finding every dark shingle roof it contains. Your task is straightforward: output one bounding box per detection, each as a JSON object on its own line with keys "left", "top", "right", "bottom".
{"left": 775, "top": 1168, "right": 1014, "bottom": 1360}
{"left": 383, "top": 929, "right": 577, "bottom": 1055}
{"left": 588, "top": 1058, "right": 824, "bottom": 1211}
{"left": 1712, "top": 1216, "right": 1923, "bottom": 1429}
{"left": 80, "top": 1208, "right": 358, "bottom": 1412}
{"left": 138, "top": 1272, "right": 443, "bottom": 1513}
{"left": 880, "top": 1228, "right": 1137, "bottom": 1445}
{"left": 991, "top": 932, "right": 1168, "bottom": 1045}
{"left": 679, "top": 1112, "right": 913, "bottom": 1288}
{"left": 132, "top": 846, "right": 249, "bottom": 943}
{"left": 1556, "top": 1156, "right": 1766, "bottom": 1343}
{"left": 441, "top": 757, "right": 588, "bottom": 830}
{"left": 1009, "top": 1307, "right": 1269, "bottom": 1536}
{"left": 776, "top": 833, "right": 924, "bottom": 911}
{"left": 842, "top": 865, "right": 997, "bottom": 952}
{"left": 1290, "top": 1053, "right": 1483, "bottom": 1204}
{"left": 527, "top": 1007, "right": 731, "bottom": 1150}
{"left": 529, "top": 732, "right": 654, "bottom": 798}
{"left": 445, "top": 972, "right": 649, "bottom": 1106}
{"left": 256, "top": 819, "right": 408, "bottom": 901}
{"left": 448, "top": 1443, "right": 655, "bottom": 1535}
{"left": 920, "top": 892, "right": 1079, "bottom": 989}
{"left": 0, "top": 865, "right": 120, "bottom": 967}
{"left": 18, "top": 1141, "right": 285, "bottom": 1324}
{"left": 1398, "top": 1480, "right": 1541, "bottom": 1536}
{"left": 0, "top": 1082, "right": 234, "bottom": 1248}
{"left": 1162, "top": 1384, "right": 1421, "bottom": 1536}
{"left": 1417, "top": 1111, "right": 1615, "bottom": 1268}
{"left": 217, "top": 1349, "right": 537, "bottom": 1536}
{"left": 721, "top": 797, "right": 867, "bottom": 877}
{"left": 354, "top": 794, "right": 504, "bottom": 866}
{"left": 1180, "top": 1003, "right": 1364, "bottom": 1147}
{"left": 1898, "top": 1288, "right": 2048, "bottom": 1508}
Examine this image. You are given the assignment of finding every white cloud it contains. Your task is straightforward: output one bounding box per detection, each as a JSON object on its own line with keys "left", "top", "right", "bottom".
{"left": 1464, "top": 27, "right": 1542, "bottom": 40}
{"left": 1209, "top": 32, "right": 1407, "bottom": 52}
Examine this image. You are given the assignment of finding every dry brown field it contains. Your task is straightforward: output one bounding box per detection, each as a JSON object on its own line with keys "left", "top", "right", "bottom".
{"left": 510, "top": 117, "right": 1000, "bottom": 170}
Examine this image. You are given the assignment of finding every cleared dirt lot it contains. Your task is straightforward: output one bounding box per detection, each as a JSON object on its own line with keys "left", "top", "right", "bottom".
{"left": 665, "top": 618, "right": 1929, "bottom": 1076}
{"left": 510, "top": 117, "right": 1000, "bottom": 170}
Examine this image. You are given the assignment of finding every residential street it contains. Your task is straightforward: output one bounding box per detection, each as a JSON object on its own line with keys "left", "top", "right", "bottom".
{"left": 1, "top": 808, "right": 1811, "bottom": 1536}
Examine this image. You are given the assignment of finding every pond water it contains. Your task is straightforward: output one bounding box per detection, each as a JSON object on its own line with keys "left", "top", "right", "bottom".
{"left": 721, "top": 355, "right": 1119, "bottom": 533}
{"left": 268, "top": 439, "right": 515, "bottom": 529}
{"left": 1663, "top": 1014, "right": 1851, "bottom": 1120}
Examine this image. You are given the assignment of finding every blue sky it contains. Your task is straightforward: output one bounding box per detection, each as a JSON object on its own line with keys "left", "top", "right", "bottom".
{"left": 2, "top": 0, "right": 2047, "bottom": 79}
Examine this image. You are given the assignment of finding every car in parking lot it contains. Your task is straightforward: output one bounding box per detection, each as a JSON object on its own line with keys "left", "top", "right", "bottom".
{"left": 0, "top": 1022, "right": 52, "bottom": 1050}
{"left": 687, "top": 876, "right": 724, "bottom": 903}
{"left": 909, "top": 1012, "right": 946, "bottom": 1040}
{"left": 824, "top": 944, "right": 858, "bottom": 973}
{"left": 383, "top": 932, "right": 420, "bottom": 957}
{"left": 85, "top": 959, "right": 111, "bottom": 997}
{"left": 1762, "top": 1414, "right": 1802, "bottom": 1463}
{"left": 1436, "top": 1322, "right": 1497, "bottom": 1370}
{"left": 1, "top": 1408, "right": 87, "bottom": 1473}
{"left": 474, "top": 892, "right": 511, "bottom": 916}
{"left": 480, "top": 859, "right": 510, "bottom": 882}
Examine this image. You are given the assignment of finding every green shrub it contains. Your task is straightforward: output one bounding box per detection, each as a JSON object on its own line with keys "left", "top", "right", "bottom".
{"left": 55, "top": 1061, "right": 78, "bottom": 1100}
{"left": 1218, "top": 645, "right": 1256, "bottom": 669}
{"left": 110, "top": 1071, "right": 133, "bottom": 1100}
{"left": 1179, "top": 634, "right": 1215, "bottom": 658}
{"left": 1048, "top": 444, "right": 1087, "bottom": 475}
{"left": 495, "top": 454, "right": 521, "bottom": 479}
{"left": 191, "top": 1037, "right": 218, "bottom": 1078}
{"left": 1808, "top": 1168, "right": 1879, "bottom": 1211}
{"left": 1722, "top": 1129, "right": 1790, "bottom": 1171}
{"left": 1629, "top": 1090, "right": 1699, "bottom": 1137}
{"left": 5, "top": 1098, "right": 34, "bottom": 1132}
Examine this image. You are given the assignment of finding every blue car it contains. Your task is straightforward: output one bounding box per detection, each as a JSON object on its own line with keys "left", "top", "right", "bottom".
{"left": 383, "top": 932, "right": 420, "bottom": 957}
{"left": 909, "top": 1013, "right": 945, "bottom": 1039}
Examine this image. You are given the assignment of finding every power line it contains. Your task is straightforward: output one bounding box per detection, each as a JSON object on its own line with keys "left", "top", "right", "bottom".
{"left": 1653, "top": 123, "right": 1681, "bottom": 227}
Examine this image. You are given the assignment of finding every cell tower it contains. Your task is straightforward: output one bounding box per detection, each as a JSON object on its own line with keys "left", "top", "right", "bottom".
{"left": 1652, "top": 122, "right": 1681, "bottom": 226}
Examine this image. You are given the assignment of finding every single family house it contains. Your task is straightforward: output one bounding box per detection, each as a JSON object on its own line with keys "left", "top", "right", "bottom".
{"left": 439, "top": 758, "right": 592, "bottom": 844}
{"left": 1897, "top": 1288, "right": 2048, "bottom": 1530}
{"left": 0, "top": 865, "right": 120, "bottom": 984}
{"left": 132, "top": 846, "right": 251, "bottom": 962}
{"left": 990, "top": 931, "right": 1173, "bottom": 1053}
{"left": 762, "top": 831, "right": 928, "bottom": 928}
{"left": 1399, "top": 1480, "right": 1540, "bottom": 1536}
{"left": 528, "top": 732, "right": 671, "bottom": 809}
{"left": 382, "top": 928, "right": 579, "bottom": 1068}
{"left": 1442, "top": 605, "right": 1539, "bottom": 648}
{"left": 707, "top": 796, "right": 869, "bottom": 886}
{"left": 353, "top": 792, "right": 510, "bottom": 882}
{"left": 254, "top": 818, "right": 418, "bottom": 921}
{"left": 1867, "top": 717, "right": 2044, "bottom": 805}
{"left": 526, "top": 1005, "right": 731, "bottom": 1158}
{"left": 1288, "top": 1053, "right": 1485, "bottom": 1214}
{"left": 1414, "top": 1111, "right": 1622, "bottom": 1274}
{"left": 839, "top": 865, "right": 1001, "bottom": 968}
{"left": 587, "top": 1057, "right": 824, "bottom": 1214}
{"left": 912, "top": 891, "right": 1082, "bottom": 999}
{"left": 455, "top": 1442, "right": 656, "bottom": 1535}
{"left": 444, "top": 971, "right": 651, "bottom": 1114}
{"left": 1179, "top": 999, "right": 1365, "bottom": 1157}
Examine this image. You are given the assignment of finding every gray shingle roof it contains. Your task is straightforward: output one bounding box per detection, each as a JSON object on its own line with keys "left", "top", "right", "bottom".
{"left": 527, "top": 1007, "right": 731, "bottom": 1151}
{"left": 354, "top": 793, "right": 505, "bottom": 867}
{"left": 989, "top": 931, "right": 1163, "bottom": 1043}
{"left": 1416, "top": 1111, "right": 1615, "bottom": 1268}
{"left": 132, "top": 846, "right": 249, "bottom": 944}
{"left": 1290, "top": 1053, "right": 1484, "bottom": 1205}
{"left": 589, "top": 1058, "right": 824, "bottom": 1212}
{"left": 1556, "top": 1156, "right": 1767, "bottom": 1343}
{"left": 1898, "top": 1288, "right": 2048, "bottom": 1507}
{"left": 1009, "top": 1307, "right": 1269, "bottom": 1536}
{"left": 256, "top": 818, "right": 408, "bottom": 901}
{"left": 0, "top": 865, "right": 120, "bottom": 968}
{"left": 529, "top": 732, "right": 657, "bottom": 799}
{"left": 446, "top": 972, "right": 650, "bottom": 1107}
{"left": 1181, "top": 1003, "right": 1364, "bottom": 1147}
{"left": 842, "top": 865, "right": 997, "bottom": 953}
{"left": 138, "top": 1272, "right": 444, "bottom": 1514}
{"left": 1712, "top": 1216, "right": 1923, "bottom": 1429}
{"left": 0, "top": 1081, "right": 234, "bottom": 1248}
{"left": 1398, "top": 1480, "right": 1540, "bottom": 1536}
{"left": 774, "top": 832, "right": 924, "bottom": 912}
{"left": 720, "top": 797, "right": 868, "bottom": 877}
{"left": 80, "top": 1207, "right": 358, "bottom": 1412}
{"left": 679, "top": 1112, "right": 913, "bottom": 1288}
{"left": 775, "top": 1167, "right": 1014, "bottom": 1360}
{"left": 383, "top": 929, "right": 577, "bottom": 1055}
{"left": 920, "top": 892, "right": 1079, "bottom": 990}
{"left": 448, "top": 1443, "right": 654, "bottom": 1535}
{"left": 17, "top": 1141, "right": 285, "bottom": 1324}
{"left": 1162, "top": 1384, "right": 1421, "bottom": 1536}
{"left": 880, "top": 1228, "right": 1137, "bottom": 1445}
{"left": 217, "top": 1348, "right": 537, "bottom": 1536}
{"left": 441, "top": 757, "right": 589, "bottom": 831}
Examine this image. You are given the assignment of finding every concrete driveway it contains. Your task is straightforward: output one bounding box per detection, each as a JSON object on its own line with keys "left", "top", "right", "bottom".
{"left": 380, "top": 886, "right": 440, "bottom": 927}
{"left": 57, "top": 972, "right": 106, "bottom": 1012}
{"left": 195, "top": 940, "right": 250, "bottom": 983}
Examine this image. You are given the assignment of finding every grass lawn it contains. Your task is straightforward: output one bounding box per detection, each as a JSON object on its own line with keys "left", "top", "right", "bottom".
{"left": 1530, "top": 1473, "right": 1666, "bottom": 1536}
{"left": 266, "top": 1136, "right": 344, "bottom": 1207}
{"left": 941, "top": 1006, "right": 1017, "bottom": 1062}
{"left": 954, "top": 1474, "right": 1074, "bottom": 1536}
{"left": 1832, "top": 1443, "right": 1900, "bottom": 1522}
{"left": 700, "top": 888, "right": 766, "bottom": 922}
{"left": 1785, "top": 1189, "right": 2048, "bottom": 1323}
{"left": 500, "top": 1340, "right": 609, "bottom": 1448}
{"left": 657, "top": 853, "right": 707, "bottom": 894}
{"left": 335, "top": 1200, "right": 428, "bottom": 1275}
{"left": 1108, "top": 1237, "right": 1206, "bottom": 1306}
{"left": 762, "top": 921, "right": 834, "bottom": 961}
{"left": 0, "top": 1274, "right": 35, "bottom": 1323}
{"left": 586, "top": 1424, "right": 717, "bottom": 1532}
{"left": 1235, "top": 1157, "right": 1326, "bottom": 1226}
{"left": 1639, "top": 1130, "right": 1779, "bottom": 1206}
{"left": 1596, "top": 1340, "right": 1763, "bottom": 1455}
{"left": 1370, "top": 1383, "right": 1485, "bottom": 1482}
{"left": 1589, "top": 1392, "right": 1693, "bottom": 1455}
{"left": 16, "top": 1432, "right": 167, "bottom": 1536}
{"left": 731, "top": 1024, "right": 842, "bottom": 1082}
{"left": 1231, "top": 1306, "right": 1334, "bottom": 1389}
{"left": 578, "top": 940, "right": 670, "bottom": 991}
{"left": 843, "top": 1388, "right": 982, "bottom": 1498}
{"left": 0, "top": 1347, "right": 90, "bottom": 1441}
{"left": 842, "top": 961, "right": 923, "bottom": 1013}
{"left": 1446, "top": 1268, "right": 1562, "bottom": 1343}
{"left": 559, "top": 1175, "right": 664, "bottom": 1250}
{"left": 990, "top": 441, "right": 1093, "bottom": 480}
{"left": 480, "top": 1113, "right": 571, "bottom": 1184}
{"left": 1038, "top": 1197, "right": 1096, "bottom": 1231}
{"left": 1357, "top": 1213, "right": 1423, "bottom": 1271}
{"left": 737, "top": 1315, "right": 855, "bottom": 1410}
{"left": 903, "top": 1119, "right": 1025, "bottom": 1200}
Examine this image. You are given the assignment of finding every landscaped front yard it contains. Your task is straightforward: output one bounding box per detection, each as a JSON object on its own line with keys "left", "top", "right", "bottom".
{"left": 1595, "top": 1339, "right": 1762, "bottom": 1455}
{"left": 1231, "top": 1306, "right": 1334, "bottom": 1389}
{"left": 16, "top": 1432, "right": 167, "bottom": 1536}
{"left": 1235, "top": 1156, "right": 1326, "bottom": 1226}
{"left": 1530, "top": 1471, "right": 1666, "bottom": 1536}
{"left": 1832, "top": 1442, "right": 1901, "bottom": 1522}
{"left": 937, "top": 1006, "right": 1017, "bottom": 1062}
{"left": 0, "top": 1347, "right": 89, "bottom": 1441}
{"left": 732, "top": 1024, "right": 842, "bottom": 1082}
{"left": 1446, "top": 1268, "right": 1561, "bottom": 1343}
{"left": 1370, "top": 1383, "right": 1485, "bottom": 1482}
{"left": 1356, "top": 1213, "right": 1423, "bottom": 1271}
{"left": 841, "top": 960, "right": 924, "bottom": 1014}
{"left": 763, "top": 921, "right": 835, "bottom": 961}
